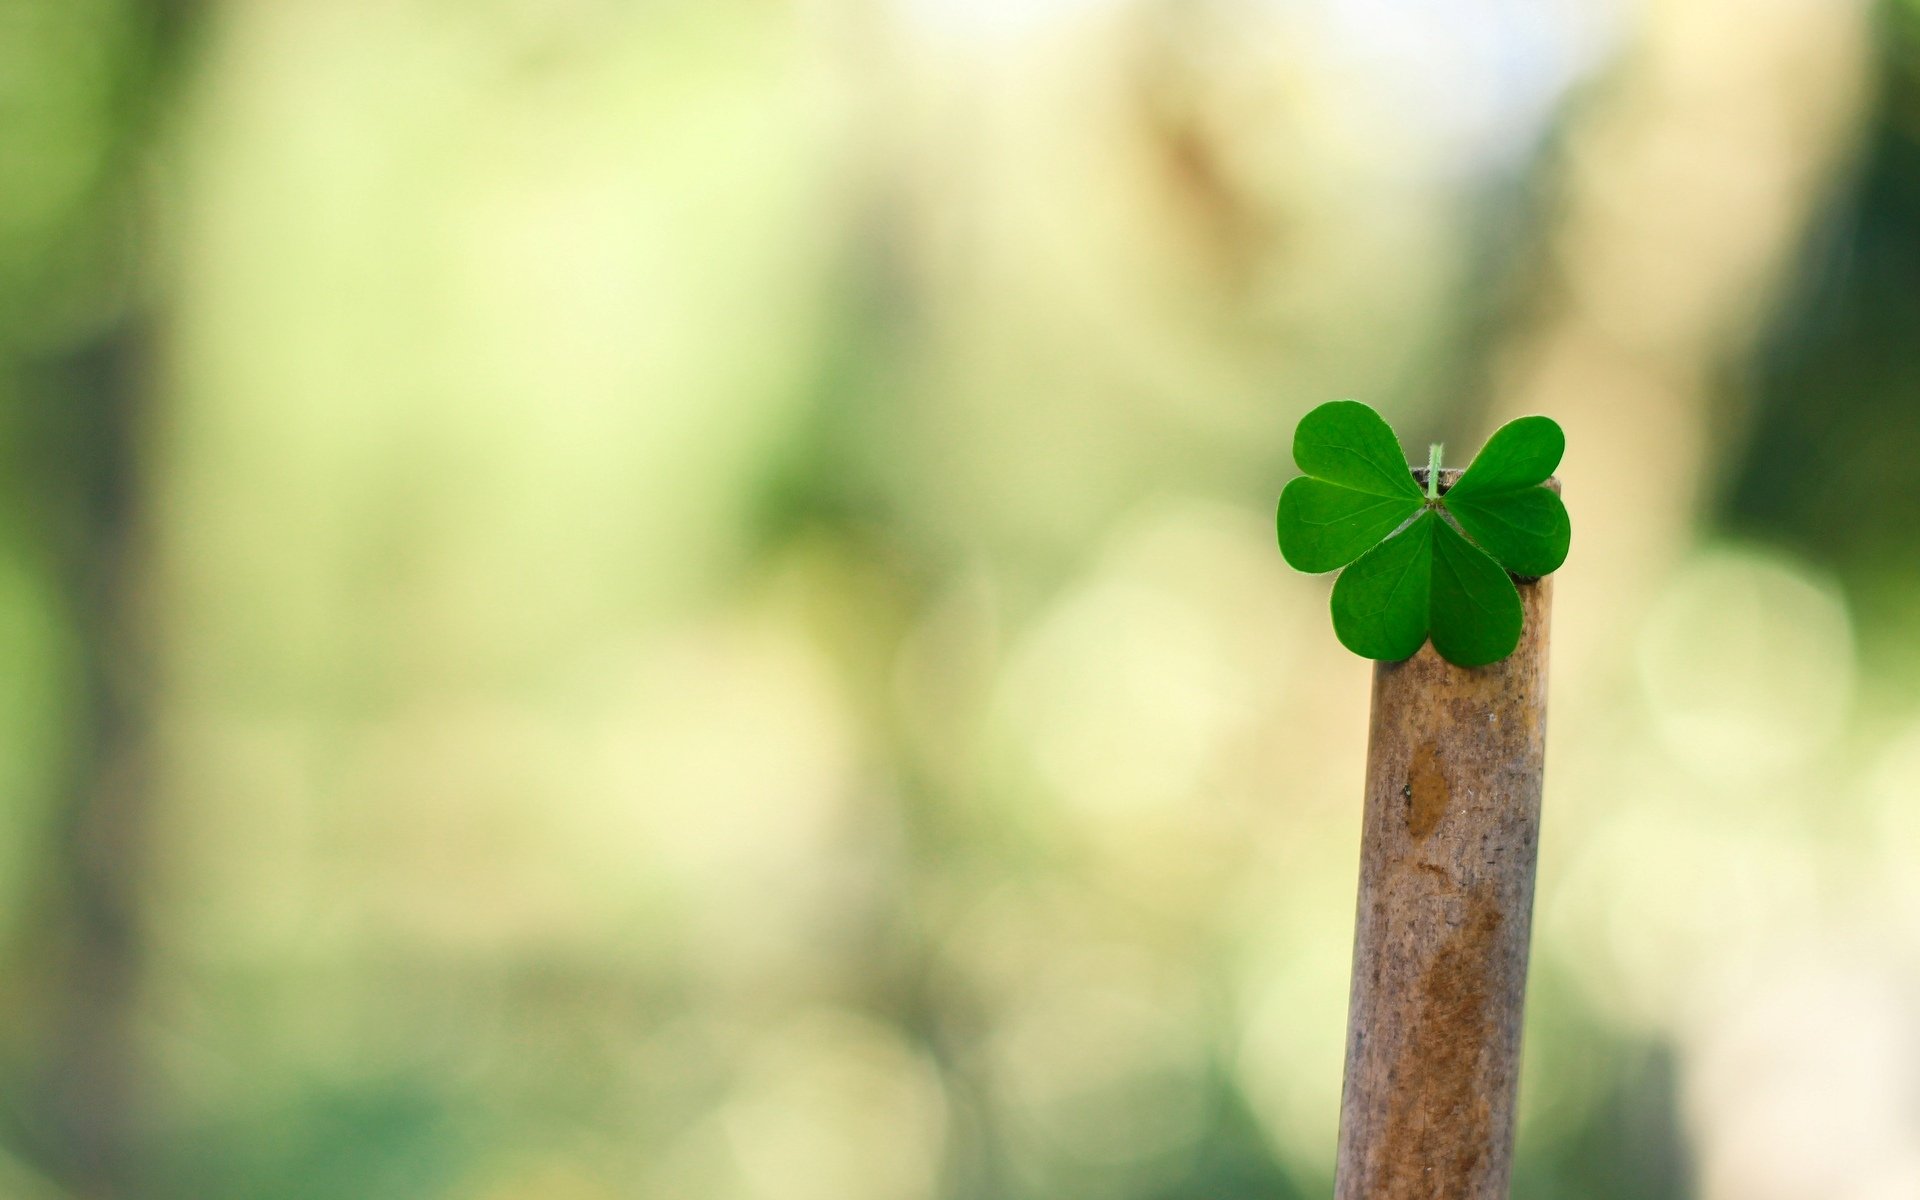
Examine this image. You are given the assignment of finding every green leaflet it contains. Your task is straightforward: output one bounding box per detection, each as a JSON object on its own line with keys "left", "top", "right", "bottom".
{"left": 1276, "top": 478, "right": 1420, "bottom": 573}
{"left": 1447, "top": 415, "right": 1563, "bottom": 499}
{"left": 1327, "top": 511, "right": 1525, "bottom": 667}
{"left": 1291, "top": 400, "right": 1424, "bottom": 500}
{"left": 1445, "top": 487, "right": 1569, "bottom": 579}
{"left": 1331, "top": 510, "right": 1434, "bottom": 661}
{"left": 1428, "top": 516, "right": 1525, "bottom": 666}
{"left": 1443, "top": 413, "right": 1570, "bottom": 578}
{"left": 1275, "top": 400, "right": 1570, "bottom": 666}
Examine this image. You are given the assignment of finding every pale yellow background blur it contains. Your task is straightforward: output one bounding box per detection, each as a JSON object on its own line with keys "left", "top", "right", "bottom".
{"left": 4, "top": 1, "right": 1919, "bottom": 1198}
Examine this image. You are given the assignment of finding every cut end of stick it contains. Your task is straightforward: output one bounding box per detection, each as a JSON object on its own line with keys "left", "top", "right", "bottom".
{"left": 1410, "top": 467, "right": 1563, "bottom": 498}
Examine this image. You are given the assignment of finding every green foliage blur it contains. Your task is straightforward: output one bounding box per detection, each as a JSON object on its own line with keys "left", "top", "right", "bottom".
{"left": 3, "top": 1, "right": 1919, "bottom": 1198}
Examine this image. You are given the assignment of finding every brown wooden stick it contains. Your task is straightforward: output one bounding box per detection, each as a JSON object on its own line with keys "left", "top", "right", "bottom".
{"left": 1333, "top": 470, "right": 1555, "bottom": 1199}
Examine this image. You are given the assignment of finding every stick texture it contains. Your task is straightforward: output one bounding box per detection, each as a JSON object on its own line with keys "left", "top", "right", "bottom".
{"left": 1333, "top": 480, "right": 1554, "bottom": 1199}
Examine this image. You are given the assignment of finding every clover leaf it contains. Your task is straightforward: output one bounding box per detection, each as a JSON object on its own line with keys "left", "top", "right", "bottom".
{"left": 1275, "top": 400, "right": 1569, "bottom": 667}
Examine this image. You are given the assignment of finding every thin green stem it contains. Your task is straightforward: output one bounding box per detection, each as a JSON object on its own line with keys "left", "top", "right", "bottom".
{"left": 1426, "top": 443, "right": 1443, "bottom": 500}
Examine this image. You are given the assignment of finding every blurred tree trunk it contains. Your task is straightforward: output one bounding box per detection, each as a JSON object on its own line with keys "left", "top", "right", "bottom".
{"left": 1479, "top": 0, "right": 1873, "bottom": 678}
{"left": 30, "top": 331, "right": 156, "bottom": 1198}
{"left": 10, "top": 3, "right": 199, "bottom": 1195}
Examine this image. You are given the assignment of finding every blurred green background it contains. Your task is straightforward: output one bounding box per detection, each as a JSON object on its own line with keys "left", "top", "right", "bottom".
{"left": 4, "top": 0, "right": 1920, "bottom": 1197}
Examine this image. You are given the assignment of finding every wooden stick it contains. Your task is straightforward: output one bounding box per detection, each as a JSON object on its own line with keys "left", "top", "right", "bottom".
{"left": 1333, "top": 469, "right": 1555, "bottom": 1198}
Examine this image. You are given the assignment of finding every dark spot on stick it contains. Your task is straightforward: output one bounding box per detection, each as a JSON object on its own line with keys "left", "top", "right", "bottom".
{"left": 1414, "top": 862, "right": 1454, "bottom": 890}
{"left": 1377, "top": 886, "right": 1503, "bottom": 1193}
{"left": 1407, "top": 740, "right": 1449, "bottom": 840}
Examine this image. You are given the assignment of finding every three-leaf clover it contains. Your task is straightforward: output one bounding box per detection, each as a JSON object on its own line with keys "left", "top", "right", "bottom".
{"left": 1275, "top": 400, "right": 1569, "bottom": 667}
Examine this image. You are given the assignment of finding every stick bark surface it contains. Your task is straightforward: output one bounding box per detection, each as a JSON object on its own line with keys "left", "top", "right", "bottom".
{"left": 1333, "top": 472, "right": 1554, "bottom": 1199}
